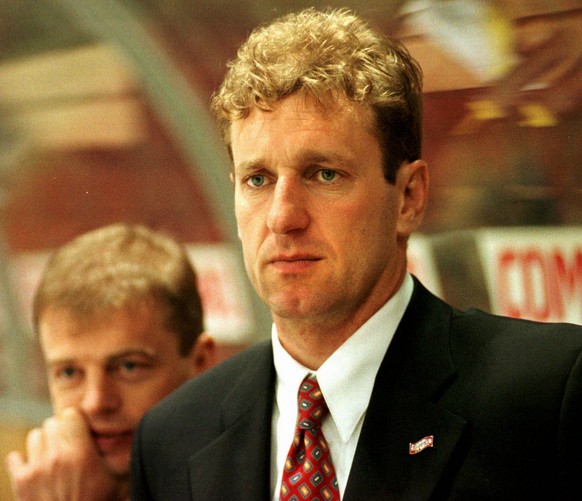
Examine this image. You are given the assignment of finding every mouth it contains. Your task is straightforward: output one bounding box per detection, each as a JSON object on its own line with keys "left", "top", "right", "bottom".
{"left": 269, "top": 254, "right": 322, "bottom": 273}
{"left": 91, "top": 430, "right": 134, "bottom": 454}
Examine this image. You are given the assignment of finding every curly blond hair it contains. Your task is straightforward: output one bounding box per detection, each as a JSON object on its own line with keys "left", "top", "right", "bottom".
{"left": 211, "top": 7, "right": 423, "bottom": 182}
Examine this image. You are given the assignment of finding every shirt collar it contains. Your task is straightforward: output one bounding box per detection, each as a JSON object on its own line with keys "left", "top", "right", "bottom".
{"left": 272, "top": 273, "right": 413, "bottom": 443}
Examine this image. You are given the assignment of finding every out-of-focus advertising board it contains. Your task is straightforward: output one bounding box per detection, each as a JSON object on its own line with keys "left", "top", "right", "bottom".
{"left": 186, "top": 244, "right": 255, "bottom": 344}
{"left": 476, "top": 228, "right": 582, "bottom": 324}
{"left": 407, "top": 234, "right": 442, "bottom": 298}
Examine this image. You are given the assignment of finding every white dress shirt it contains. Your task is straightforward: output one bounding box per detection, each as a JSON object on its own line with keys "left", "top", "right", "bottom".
{"left": 270, "top": 274, "right": 413, "bottom": 499}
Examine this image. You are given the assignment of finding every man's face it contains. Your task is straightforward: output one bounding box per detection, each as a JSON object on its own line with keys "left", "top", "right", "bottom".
{"left": 39, "top": 303, "right": 200, "bottom": 477}
{"left": 231, "top": 93, "right": 413, "bottom": 330}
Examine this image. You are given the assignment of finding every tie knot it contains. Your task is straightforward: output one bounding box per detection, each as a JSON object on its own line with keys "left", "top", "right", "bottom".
{"left": 297, "top": 376, "right": 328, "bottom": 431}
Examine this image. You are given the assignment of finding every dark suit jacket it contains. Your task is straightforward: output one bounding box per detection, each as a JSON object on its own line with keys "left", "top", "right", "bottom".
{"left": 131, "top": 279, "right": 582, "bottom": 500}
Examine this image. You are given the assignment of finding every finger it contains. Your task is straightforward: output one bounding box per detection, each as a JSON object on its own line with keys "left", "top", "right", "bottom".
{"left": 40, "top": 415, "right": 62, "bottom": 454}
{"left": 7, "top": 446, "right": 63, "bottom": 501}
{"left": 5, "top": 450, "right": 26, "bottom": 474}
{"left": 25, "top": 427, "right": 44, "bottom": 463}
{"left": 42, "top": 408, "right": 92, "bottom": 454}
{"left": 58, "top": 407, "right": 93, "bottom": 447}
{"left": 5, "top": 451, "right": 29, "bottom": 500}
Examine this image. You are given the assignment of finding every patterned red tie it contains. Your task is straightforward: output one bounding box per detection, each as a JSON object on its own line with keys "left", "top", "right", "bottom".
{"left": 280, "top": 376, "right": 340, "bottom": 500}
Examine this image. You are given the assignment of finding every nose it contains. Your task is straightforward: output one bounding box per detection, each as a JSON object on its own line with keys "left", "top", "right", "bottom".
{"left": 80, "top": 370, "right": 121, "bottom": 416}
{"left": 267, "top": 177, "right": 309, "bottom": 234}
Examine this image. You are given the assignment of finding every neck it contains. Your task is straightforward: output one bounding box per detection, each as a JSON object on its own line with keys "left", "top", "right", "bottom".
{"left": 275, "top": 268, "right": 407, "bottom": 370}
{"left": 275, "top": 319, "right": 352, "bottom": 370}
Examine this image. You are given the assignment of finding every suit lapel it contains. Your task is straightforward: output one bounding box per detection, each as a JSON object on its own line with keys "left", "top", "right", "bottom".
{"left": 187, "top": 342, "right": 275, "bottom": 500}
{"left": 345, "top": 279, "right": 467, "bottom": 500}
{"left": 345, "top": 388, "right": 466, "bottom": 500}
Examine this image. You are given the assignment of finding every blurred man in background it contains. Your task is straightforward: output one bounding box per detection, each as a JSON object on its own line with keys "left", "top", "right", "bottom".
{"left": 5, "top": 223, "right": 214, "bottom": 501}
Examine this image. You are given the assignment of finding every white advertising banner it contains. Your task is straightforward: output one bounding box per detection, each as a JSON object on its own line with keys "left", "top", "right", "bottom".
{"left": 476, "top": 227, "right": 582, "bottom": 324}
{"left": 186, "top": 244, "right": 255, "bottom": 343}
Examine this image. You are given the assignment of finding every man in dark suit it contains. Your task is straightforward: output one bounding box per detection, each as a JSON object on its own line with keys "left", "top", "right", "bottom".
{"left": 131, "top": 8, "right": 582, "bottom": 500}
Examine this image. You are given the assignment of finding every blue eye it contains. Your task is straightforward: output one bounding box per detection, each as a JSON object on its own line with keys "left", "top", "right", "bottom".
{"left": 320, "top": 170, "right": 336, "bottom": 181}
{"left": 248, "top": 175, "right": 265, "bottom": 187}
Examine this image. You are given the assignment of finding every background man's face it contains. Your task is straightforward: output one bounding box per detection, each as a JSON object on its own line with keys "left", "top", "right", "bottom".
{"left": 39, "top": 303, "right": 199, "bottom": 477}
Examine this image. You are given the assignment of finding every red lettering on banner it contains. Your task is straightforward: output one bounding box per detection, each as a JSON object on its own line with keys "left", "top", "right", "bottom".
{"left": 550, "top": 250, "right": 582, "bottom": 319}
{"left": 498, "top": 250, "right": 521, "bottom": 318}
{"left": 496, "top": 246, "right": 582, "bottom": 322}
{"left": 522, "top": 249, "right": 550, "bottom": 321}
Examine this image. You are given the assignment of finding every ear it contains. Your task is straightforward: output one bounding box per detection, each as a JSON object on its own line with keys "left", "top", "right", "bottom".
{"left": 396, "top": 160, "right": 429, "bottom": 237}
{"left": 188, "top": 333, "right": 216, "bottom": 375}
